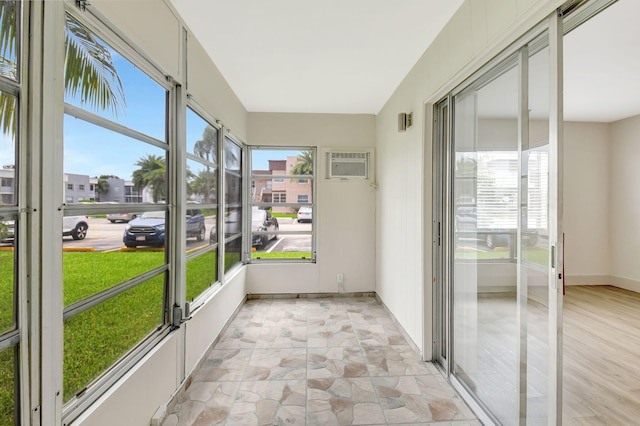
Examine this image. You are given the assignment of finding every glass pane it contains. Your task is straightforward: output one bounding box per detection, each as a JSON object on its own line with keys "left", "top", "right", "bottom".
{"left": 251, "top": 148, "right": 314, "bottom": 176}
{"left": 186, "top": 247, "right": 217, "bottom": 301}
{"left": 64, "top": 14, "right": 166, "bottom": 141}
{"left": 187, "top": 159, "right": 217, "bottom": 205}
{"left": 63, "top": 249, "right": 165, "bottom": 305}
{"left": 184, "top": 207, "right": 207, "bottom": 251}
{"left": 251, "top": 178, "right": 313, "bottom": 206}
{"left": 0, "top": 214, "right": 15, "bottom": 333}
{"left": 0, "top": 91, "right": 17, "bottom": 205}
{"left": 223, "top": 237, "right": 241, "bottom": 273}
{"left": 64, "top": 115, "right": 168, "bottom": 204}
{"left": 63, "top": 275, "right": 164, "bottom": 401}
{"left": 522, "top": 43, "right": 550, "bottom": 424}
{"left": 224, "top": 137, "right": 241, "bottom": 172}
{"left": 0, "top": 346, "right": 16, "bottom": 425}
{"left": 224, "top": 207, "right": 241, "bottom": 239}
{"left": 187, "top": 108, "right": 218, "bottom": 161}
{"left": 0, "top": 1, "right": 19, "bottom": 82}
{"left": 453, "top": 61, "right": 519, "bottom": 424}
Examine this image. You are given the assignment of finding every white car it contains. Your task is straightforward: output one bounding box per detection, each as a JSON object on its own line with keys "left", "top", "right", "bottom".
{"left": 297, "top": 206, "right": 312, "bottom": 223}
{"left": 63, "top": 215, "right": 89, "bottom": 240}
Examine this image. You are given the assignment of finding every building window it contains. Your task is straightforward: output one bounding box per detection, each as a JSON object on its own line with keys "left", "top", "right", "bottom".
{"left": 249, "top": 147, "right": 315, "bottom": 262}
{"left": 61, "top": 11, "right": 170, "bottom": 418}
{"left": 78, "top": 184, "right": 84, "bottom": 191}
{"left": 0, "top": 178, "right": 12, "bottom": 187}
{"left": 67, "top": 183, "right": 73, "bottom": 190}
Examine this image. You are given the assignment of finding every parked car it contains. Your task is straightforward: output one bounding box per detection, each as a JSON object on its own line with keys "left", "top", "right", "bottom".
{"left": 63, "top": 215, "right": 90, "bottom": 240}
{"left": 297, "top": 206, "right": 312, "bottom": 223}
{"left": 123, "top": 209, "right": 205, "bottom": 248}
{"left": 0, "top": 220, "right": 14, "bottom": 244}
{"left": 106, "top": 212, "right": 137, "bottom": 223}
{"left": 210, "top": 208, "right": 280, "bottom": 247}
{"left": 252, "top": 208, "right": 279, "bottom": 247}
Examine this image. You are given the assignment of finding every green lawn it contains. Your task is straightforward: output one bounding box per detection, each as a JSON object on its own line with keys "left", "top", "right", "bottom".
{"left": 252, "top": 251, "right": 312, "bottom": 260}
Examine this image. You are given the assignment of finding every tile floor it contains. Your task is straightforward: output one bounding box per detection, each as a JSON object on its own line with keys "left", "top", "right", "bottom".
{"left": 162, "top": 297, "right": 479, "bottom": 426}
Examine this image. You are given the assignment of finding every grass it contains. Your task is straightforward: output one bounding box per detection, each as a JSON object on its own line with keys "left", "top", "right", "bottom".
{"left": 186, "top": 249, "right": 217, "bottom": 301}
{"left": 0, "top": 252, "right": 14, "bottom": 333}
{"left": 270, "top": 211, "right": 296, "bottom": 219}
{"left": 0, "top": 348, "right": 15, "bottom": 426}
{"left": 252, "top": 251, "right": 312, "bottom": 260}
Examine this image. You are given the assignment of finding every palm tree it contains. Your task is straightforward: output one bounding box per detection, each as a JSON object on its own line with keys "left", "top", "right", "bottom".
{"left": 132, "top": 154, "right": 166, "bottom": 203}
{"left": 193, "top": 125, "right": 217, "bottom": 202}
{"left": 0, "top": 4, "right": 126, "bottom": 135}
{"left": 290, "top": 150, "right": 313, "bottom": 176}
{"left": 94, "top": 178, "right": 109, "bottom": 201}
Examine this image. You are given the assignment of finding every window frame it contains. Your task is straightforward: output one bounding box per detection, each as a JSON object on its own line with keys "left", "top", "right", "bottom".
{"left": 60, "top": 6, "right": 175, "bottom": 423}
{"left": 183, "top": 102, "right": 223, "bottom": 315}
{"left": 247, "top": 146, "right": 317, "bottom": 263}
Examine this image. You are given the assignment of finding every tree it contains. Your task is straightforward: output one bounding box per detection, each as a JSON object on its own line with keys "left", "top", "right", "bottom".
{"left": 0, "top": 4, "right": 126, "bottom": 135}
{"left": 189, "top": 169, "right": 217, "bottom": 203}
{"left": 132, "top": 154, "right": 166, "bottom": 203}
{"left": 94, "top": 178, "right": 109, "bottom": 201}
{"left": 194, "top": 125, "right": 217, "bottom": 202}
{"left": 290, "top": 150, "right": 313, "bottom": 176}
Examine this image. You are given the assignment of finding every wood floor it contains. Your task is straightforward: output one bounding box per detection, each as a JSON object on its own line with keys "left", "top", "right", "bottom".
{"left": 563, "top": 285, "right": 640, "bottom": 425}
{"left": 458, "top": 285, "right": 640, "bottom": 425}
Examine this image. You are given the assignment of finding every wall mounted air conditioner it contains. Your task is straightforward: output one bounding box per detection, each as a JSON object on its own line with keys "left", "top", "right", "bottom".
{"left": 327, "top": 152, "right": 369, "bottom": 180}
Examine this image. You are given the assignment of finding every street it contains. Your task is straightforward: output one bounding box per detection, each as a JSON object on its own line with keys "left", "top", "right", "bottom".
{"left": 63, "top": 216, "right": 311, "bottom": 253}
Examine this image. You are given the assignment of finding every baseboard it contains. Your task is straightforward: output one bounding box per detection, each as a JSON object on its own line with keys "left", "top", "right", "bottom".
{"left": 610, "top": 276, "right": 640, "bottom": 293}
{"left": 565, "top": 274, "right": 613, "bottom": 286}
{"left": 247, "top": 291, "right": 376, "bottom": 300}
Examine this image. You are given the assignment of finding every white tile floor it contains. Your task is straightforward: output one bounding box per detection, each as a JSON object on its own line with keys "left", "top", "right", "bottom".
{"left": 162, "top": 297, "right": 479, "bottom": 425}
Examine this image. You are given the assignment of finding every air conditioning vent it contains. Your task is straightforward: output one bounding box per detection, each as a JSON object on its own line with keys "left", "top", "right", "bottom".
{"left": 327, "top": 152, "right": 369, "bottom": 179}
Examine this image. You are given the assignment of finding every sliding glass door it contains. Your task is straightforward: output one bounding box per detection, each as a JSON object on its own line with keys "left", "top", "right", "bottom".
{"left": 434, "top": 12, "right": 563, "bottom": 425}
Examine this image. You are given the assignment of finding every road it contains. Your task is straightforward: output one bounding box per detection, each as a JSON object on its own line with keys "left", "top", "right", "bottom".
{"left": 64, "top": 216, "right": 311, "bottom": 253}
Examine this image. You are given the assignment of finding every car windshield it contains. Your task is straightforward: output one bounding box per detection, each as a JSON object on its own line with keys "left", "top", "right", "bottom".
{"left": 140, "top": 211, "right": 165, "bottom": 219}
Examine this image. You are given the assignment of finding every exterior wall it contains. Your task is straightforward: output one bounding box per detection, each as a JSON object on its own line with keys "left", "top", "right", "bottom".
{"left": 0, "top": 167, "right": 16, "bottom": 204}
{"left": 375, "top": 0, "right": 564, "bottom": 356}
{"left": 246, "top": 112, "right": 376, "bottom": 295}
{"left": 63, "top": 173, "right": 94, "bottom": 203}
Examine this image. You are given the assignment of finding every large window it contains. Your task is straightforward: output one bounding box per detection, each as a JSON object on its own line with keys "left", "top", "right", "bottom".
{"left": 223, "top": 136, "right": 243, "bottom": 271}
{"left": 248, "top": 147, "right": 315, "bottom": 261}
{"left": 185, "top": 107, "right": 219, "bottom": 304}
{"left": 0, "top": 1, "right": 21, "bottom": 424}
{"left": 62, "top": 12, "right": 171, "bottom": 418}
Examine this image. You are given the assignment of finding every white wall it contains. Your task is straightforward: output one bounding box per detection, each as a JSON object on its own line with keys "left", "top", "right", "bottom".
{"left": 69, "top": 2, "right": 249, "bottom": 425}
{"left": 563, "top": 121, "right": 611, "bottom": 283}
{"left": 246, "top": 113, "right": 376, "bottom": 294}
{"left": 610, "top": 115, "right": 640, "bottom": 290}
{"left": 375, "top": 0, "right": 564, "bottom": 356}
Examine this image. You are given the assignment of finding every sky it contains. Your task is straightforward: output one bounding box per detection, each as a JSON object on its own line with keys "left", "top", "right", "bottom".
{"left": 62, "top": 30, "right": 310, "bottom": 183}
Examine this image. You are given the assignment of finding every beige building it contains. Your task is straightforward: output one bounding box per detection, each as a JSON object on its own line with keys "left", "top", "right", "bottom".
{"left": 252, "top": 156, "right": 312, "bottom": 213}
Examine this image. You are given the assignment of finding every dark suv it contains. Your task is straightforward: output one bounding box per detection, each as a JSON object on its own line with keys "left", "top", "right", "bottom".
{"left": 123, "top": 209, "right": 205, "bottom": 248}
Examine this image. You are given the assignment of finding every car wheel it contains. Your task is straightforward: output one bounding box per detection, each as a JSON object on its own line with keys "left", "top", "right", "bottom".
{"left": 72, "top": 223, "right": 88, "bottom": 240}
{"left": 197, "top": 226, "right": 205, "bottom": 241}
{"left": 486, "top": 234, "right": 494, "bottom": 249}
{"left": 109, "top": 220, "right": 116, "bottom": 223}
{"left": 261, "top": 235, "right": 269, "bottom": 247}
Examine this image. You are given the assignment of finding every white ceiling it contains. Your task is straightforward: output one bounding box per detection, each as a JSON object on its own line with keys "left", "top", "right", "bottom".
{"left": 168, "top": 0, "right": 639, "bottom": 122}
{"left": 564, "top": 0, "right": 640, "bottom": 122}
{"left": 168, "top": 0, "right": 463, "bottom": 114}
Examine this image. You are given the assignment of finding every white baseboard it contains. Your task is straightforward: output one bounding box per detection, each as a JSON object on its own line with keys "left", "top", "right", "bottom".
{"left": 610, "top": 276, "right": 640, "bottom": 293}
{"left": 565, "top": 275, "right": 613, "bottom": 286}
{"left": 565, "top": 274, "right": 640, "bottom": 293}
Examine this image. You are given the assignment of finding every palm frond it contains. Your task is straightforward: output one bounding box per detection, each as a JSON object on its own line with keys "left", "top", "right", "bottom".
{"left": 64, "top": 14, "right": 126, "bottom": 116}
{"left": 0, "top": 92, "right": 16, "bottom": 137}
{"left": 0, "top": 1, "right": 17, "bottom": 61}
